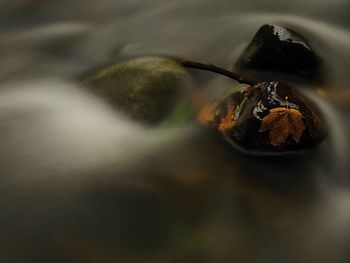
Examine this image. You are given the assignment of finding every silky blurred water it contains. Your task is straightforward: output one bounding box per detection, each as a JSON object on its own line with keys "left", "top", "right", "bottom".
{"left": 0, "top": 1, "right": 350, "bottom": 262}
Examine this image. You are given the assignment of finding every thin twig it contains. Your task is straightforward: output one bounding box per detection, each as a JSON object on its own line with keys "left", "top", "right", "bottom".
{"left": 181, "top": 60, "right": 259, "bottom": 86}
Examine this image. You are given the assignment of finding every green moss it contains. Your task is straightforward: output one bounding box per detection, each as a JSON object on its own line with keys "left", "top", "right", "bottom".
{"left": 158, "top": 100, "right": 197, "bottom": 128}
{"left": 84, "top": 57, "right": 193, "bottom": 124}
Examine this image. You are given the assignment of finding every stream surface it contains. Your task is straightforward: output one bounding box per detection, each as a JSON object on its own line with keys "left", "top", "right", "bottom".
{"left": 0, "top": 1, "right": 350, "bottom": 262}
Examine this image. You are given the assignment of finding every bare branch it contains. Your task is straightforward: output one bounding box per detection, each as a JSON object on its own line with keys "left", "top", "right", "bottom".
{"left": 181, "top": 60, "right": 259, "bottom": 86}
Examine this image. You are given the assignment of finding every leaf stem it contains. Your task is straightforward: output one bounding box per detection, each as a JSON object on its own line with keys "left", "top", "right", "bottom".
{"left": 285, "top": 96, "right": 289, "bottom": 109}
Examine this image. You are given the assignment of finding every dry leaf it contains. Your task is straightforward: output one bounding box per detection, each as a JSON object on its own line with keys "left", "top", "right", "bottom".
{"left": 197, "top": 103, "right": 216, "bottom": 125}
{"left": 259, "top": 107, "right": 305, "bottom": 147}
{"left": 218, "top": 104, "right": 236, "bottom": 134}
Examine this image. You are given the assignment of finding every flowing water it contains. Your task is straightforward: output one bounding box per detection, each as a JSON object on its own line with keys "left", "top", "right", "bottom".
{"left": 0, "top": 1, "right": 350, "bottom": 262}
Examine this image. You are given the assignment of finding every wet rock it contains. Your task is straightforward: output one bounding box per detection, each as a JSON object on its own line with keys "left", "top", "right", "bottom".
{"left": 209, "top": 81, "right": 327, "bottom": 154}
{"left": 84, "top": 57, "right": 192, "bottom": 124}
{"left": 236, "top": 24, "right": 321, "bottom": 79}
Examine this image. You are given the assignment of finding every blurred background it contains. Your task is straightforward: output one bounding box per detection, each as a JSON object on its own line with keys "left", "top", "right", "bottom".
{"left": 0, "top": 0, "right": 350, "bottom": 262}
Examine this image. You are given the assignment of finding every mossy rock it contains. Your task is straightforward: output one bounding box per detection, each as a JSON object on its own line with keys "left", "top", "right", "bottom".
{"left": 84, "top": 57, "right": 193, "bottom": 124}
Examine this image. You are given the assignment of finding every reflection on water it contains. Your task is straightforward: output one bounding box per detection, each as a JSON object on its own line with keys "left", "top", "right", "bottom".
{"left": 0, "top": 0, "right": 350, "bottom": 262}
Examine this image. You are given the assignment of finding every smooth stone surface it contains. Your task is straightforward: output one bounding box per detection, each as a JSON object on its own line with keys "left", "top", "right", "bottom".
{"left": 84, "top": 57, "right": 192, "bottom": 124}
{"left": 235, "top": 24, "right": 321, "bottom": 79}
{"left": 212, "top": 81, "right": 327, "bottom": 154}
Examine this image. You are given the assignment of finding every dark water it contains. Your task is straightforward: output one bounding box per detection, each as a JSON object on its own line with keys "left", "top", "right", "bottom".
{"left": 0, "top": 1, "right": 350, "bottom": 262}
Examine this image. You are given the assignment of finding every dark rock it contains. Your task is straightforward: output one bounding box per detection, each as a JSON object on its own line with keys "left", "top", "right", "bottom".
{"left": 236, "top": 24, "right": 321, "bottom": 80}
{"left": 84, "top": 57, "right": 192, "bottom": 124}
{"left": 211, "top": 81, "right": 327, "bottom": 154}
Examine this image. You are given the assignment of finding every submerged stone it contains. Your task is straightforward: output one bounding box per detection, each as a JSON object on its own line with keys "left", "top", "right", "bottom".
{"left": 84, "top": 57, "right": 192, "bottom": 124}
{"left": 207, "top": 81, "right": 327, "bottom": 154}
{"left": 236, "top": 24, "right": 321, "bottom": 79}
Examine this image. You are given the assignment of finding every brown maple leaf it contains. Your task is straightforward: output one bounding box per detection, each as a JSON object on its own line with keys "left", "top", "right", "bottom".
{"left": 259, "top": 107, "right": 305, "bottom": 147}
